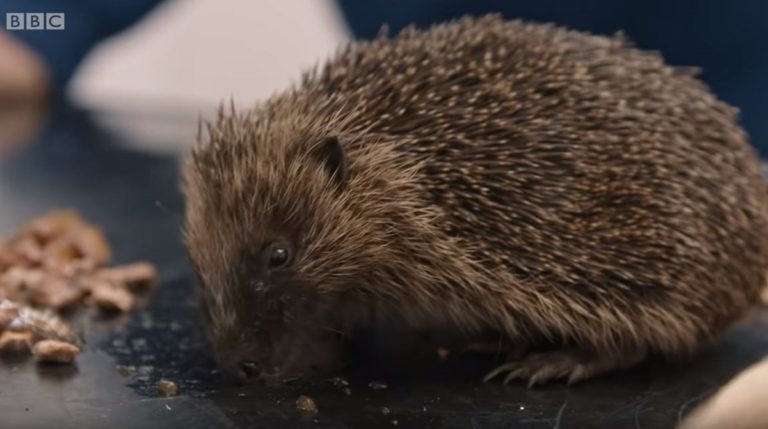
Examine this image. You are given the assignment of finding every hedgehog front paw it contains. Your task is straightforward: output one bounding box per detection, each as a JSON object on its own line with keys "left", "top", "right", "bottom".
{"left": 483, "top": 348, "right": 645, "bottom": 387}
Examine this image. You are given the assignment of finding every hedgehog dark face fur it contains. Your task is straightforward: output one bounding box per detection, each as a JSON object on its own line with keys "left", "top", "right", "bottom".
{"left": 183, "top": 106, "right": 433, "bottom": 380}
{"left": 184, "top": 16, "right": 768, "bottom": 385}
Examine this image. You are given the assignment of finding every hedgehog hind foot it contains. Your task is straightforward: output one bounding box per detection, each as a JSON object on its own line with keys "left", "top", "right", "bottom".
{"left": 483, "top": 347, "right": 646, "bottom": 387}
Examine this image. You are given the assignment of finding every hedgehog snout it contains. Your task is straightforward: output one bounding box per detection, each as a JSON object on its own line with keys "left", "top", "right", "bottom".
{"left": 217, "top": 345, "right": 269, "bottom": 382}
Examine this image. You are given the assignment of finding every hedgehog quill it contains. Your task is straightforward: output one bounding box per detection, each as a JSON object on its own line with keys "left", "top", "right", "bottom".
{"left": 183, "top": 16, "right": 768, "bottom": 385}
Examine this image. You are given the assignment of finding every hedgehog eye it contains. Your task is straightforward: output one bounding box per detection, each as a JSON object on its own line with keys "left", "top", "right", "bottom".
{"left": 268, "top": 244, "right": 291, "bottom": 268}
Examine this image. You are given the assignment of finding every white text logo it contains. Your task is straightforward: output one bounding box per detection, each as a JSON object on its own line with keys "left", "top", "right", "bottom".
{"left": 5, "top": 13, "right": 65, "bottom": 30}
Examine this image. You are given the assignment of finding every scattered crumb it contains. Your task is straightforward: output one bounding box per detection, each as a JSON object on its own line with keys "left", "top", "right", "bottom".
{"left": 436, "top": 347, "right": 449, "bottom": 361}
{"left": 157, "top": 379, "right": 179, "bottom": 397}
{"left": 332, "top": 376, "right": 349, "bottom": 387}
{"left": 165, "top": 404, "right": 172, "bottom": 411}
{"left": 115, "top": 365, "right": 137, "bottom": 377}
{"left": 33, "top": 339, "right": 80, "bottom": 363}
{"left": 296, "top": 395, "right": 318, "bottom": 414}
{"left": 392, "top": 419, "right": 398, "bottom": 426}
{"left": 368, "top": 380, "right": 389, "bottom": 390}
{"left": 342, "top": 387, "right": 351, "bottom": 396}
{"left": 382, "top": 407, "right": 391, "bottom": 415}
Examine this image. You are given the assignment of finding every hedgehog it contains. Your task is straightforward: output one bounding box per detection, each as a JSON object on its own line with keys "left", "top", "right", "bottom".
{"left": 182, "top": 15, "right": 768, "bottom": 385}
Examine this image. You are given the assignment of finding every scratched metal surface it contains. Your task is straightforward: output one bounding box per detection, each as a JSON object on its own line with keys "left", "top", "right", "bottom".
{"left": 1, "top": 103, "right": 767, "bottom": 429}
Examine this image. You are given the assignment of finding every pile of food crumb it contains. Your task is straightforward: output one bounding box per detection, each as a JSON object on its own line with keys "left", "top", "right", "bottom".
{"left": 0, "top": 298, "right": 80, "bottom": 362}
{"left": 0, "top": 210, "right": 158, "bottom": 363}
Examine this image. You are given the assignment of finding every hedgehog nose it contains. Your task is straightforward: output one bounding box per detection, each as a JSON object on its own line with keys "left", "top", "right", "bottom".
{"left": 240, "top": 361, "right": 259, "bottom": 378}
{"left": 227, "top": 360, "right": 260, "bottom": 382}
{"left": 219, "top": 348, "right": 261, "bottom": 381}
{"left": 252, "top": 280, "right": 266, "bottom": 292}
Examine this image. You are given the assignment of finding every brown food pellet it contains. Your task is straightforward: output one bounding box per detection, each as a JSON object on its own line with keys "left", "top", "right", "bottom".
{"left": 296, "top": 395, "right": 318, "bottom": 414}
{"left": 88, "top": 281, "right": 134, "bottom": 312}
{"left": 0, "top": 302, "right": 19, "bottom": 328}
{"left": 0, "top": 247, "right": 18, "bottom": 272}
{"left": 23, "top": 210, "right": 83, "bottom": 243}
{"left": 157, "top": 379, "right": 179, "bottom": 397}
{"left": 71, "top": 226, "right": 111, "bottom": 265}
{"left": 97, "top": 262, "right": 158, "bottom": 290}
{"left": 44, "top": 258, "right": 98, "bottom": 278}
{"left": 0, "top": 330, "right": 32, "bottom": 353}
{"left": 42, "top": 237, "right": 81, "bottom": 267}
{"left": 11, "top": 237, "right": 45, "bottom": 266}
{"left": 33, "top": 339, "right": 80, "bottom": 363}
{"left": 28, "top": 276, "right": 83, "bottom": 310}
{"left": 13, "top": 302, "right": 78, "bottom": 342}
{"left": 0, "top": 267, "right": 44, "bottom": 300}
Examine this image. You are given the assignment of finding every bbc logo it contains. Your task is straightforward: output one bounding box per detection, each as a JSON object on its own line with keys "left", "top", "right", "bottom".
{"left": 5, "top": 13, "right": 65, "bottom": 30}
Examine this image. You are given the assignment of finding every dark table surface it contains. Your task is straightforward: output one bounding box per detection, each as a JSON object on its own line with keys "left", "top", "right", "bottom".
{"left": 1, "top": 103, "right": 767, "bottom": 429}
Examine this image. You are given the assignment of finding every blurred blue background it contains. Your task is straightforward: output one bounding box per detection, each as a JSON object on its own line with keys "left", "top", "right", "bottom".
{"left": 338, "top": 0, "right": 768, "bottom": 154}
{"left": 1, "top": 0, "right": 766, "bottom": 154}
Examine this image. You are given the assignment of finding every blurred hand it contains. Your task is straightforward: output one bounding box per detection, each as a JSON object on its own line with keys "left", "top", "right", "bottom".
{"left": 679, "top": 357, "right": 768, "bottom": 429}
{"left": 0, "top": 101, "right": 45, "bottom": 159}
{"left": 0, "top": 30, "right": 49, "bottom": 100}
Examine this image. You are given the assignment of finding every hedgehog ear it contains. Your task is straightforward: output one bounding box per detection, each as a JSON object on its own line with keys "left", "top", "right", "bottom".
{"left": 313, "top": 136, "right": 346, "bottom": 189}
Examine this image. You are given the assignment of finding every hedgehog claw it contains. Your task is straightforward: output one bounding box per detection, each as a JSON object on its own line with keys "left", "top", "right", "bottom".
{"left": 504, "top": 368, "right": 526, "bottom": 384}
{"left": 485, "top": 348, "right": 644, "bottom": 386}
{"left": 483, "top": 362, "right": 518, "bottom": 382}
